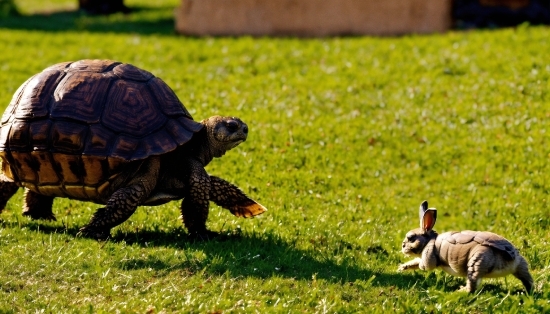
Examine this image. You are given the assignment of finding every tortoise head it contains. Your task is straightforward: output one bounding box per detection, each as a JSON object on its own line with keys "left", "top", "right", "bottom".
{"left": 202, "top": 116, "right": 248, "bottom": 157}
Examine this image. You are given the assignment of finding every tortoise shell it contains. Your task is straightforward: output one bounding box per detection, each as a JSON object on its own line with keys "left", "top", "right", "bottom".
{"left": 0, "top": 59, "right": 202, "bottom": 200}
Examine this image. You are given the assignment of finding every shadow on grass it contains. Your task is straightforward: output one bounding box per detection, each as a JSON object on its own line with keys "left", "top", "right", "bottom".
{"left": 6, "top": 220, "right": 539, "bottom": 294}
{"left": 0, "top": 6, "right": 176, "bottom": 35}
{"left": 120, "top": 238, "right": 533, "bottom": 297}
{"left": 11, "top": 220, "right": 419, "bottom": 289}
{"left": 11, "top": 220, "right": 543, "bottom": 296}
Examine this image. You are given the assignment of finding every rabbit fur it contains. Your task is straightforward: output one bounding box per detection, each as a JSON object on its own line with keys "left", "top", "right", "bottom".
{"left": 398, "top": 201, "right": 533, "bottom": 293}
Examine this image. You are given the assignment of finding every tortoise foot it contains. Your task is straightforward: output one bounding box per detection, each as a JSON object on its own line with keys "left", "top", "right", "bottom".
{"left": 188, "top": 230, "right": 222, "bottom": 241}
{"left": 23, "top": 190, "right": 56, "bottom": 221}
{"left": 78, "top": 226, "right": 111, "bottom": 240}
{"left": 22, "top": 211, "right": 57, "bottom": 221}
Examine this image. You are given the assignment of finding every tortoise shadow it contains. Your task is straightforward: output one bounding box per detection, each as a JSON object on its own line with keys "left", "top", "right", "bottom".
{"left": 117, "top": 230, "right": 423, "bottom": 289}
{"left": 14, "top": 220, "right": 418, "bottom": 289}
{"left": 0, "top": 6, "right": 175, "bottom": 35}
{"left": 6, "top": 220, "right": 538, "bottom": 294}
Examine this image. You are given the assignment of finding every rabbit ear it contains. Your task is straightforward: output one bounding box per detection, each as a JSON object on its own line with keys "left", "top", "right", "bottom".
{"left": 419, "top": 200, "right": 437, "bottom": 231}
{"left": 418, "top": 200, "right": 428, "bottom": 226}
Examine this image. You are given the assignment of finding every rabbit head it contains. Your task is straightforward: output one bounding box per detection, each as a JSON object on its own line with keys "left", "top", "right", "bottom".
{"left": 401, "top": 200, "right": 438, "bottom": 257}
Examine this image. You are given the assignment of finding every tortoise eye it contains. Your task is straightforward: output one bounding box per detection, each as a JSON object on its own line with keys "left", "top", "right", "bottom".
{"left": 225, "top": 120, "right": 239, "bottom": 132}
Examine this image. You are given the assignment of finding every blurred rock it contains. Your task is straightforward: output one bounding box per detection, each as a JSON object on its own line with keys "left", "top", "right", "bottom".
{"left": 79, "top": 0, "right": 131, "bottom": 15}
{"left": 0, "top": 0, "right": 19, "bottom": 17}
{"left": 175, "top": 0, "right": 451, "bottom": 36}
{"left": 454, "top": 0, "right": 550, "bottom": 28}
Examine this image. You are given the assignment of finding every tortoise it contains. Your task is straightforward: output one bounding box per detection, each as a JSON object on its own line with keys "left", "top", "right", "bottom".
{"left": 0, "top": 59, "right": 266, "bottom": 240}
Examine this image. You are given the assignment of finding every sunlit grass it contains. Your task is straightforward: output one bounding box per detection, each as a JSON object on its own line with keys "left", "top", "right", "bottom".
{"left": 0, "top": 0, "right": 549, "bottom": 312}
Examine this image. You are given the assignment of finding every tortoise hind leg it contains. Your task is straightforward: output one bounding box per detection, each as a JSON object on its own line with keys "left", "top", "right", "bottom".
{"left": 78, "top": 184, "right": 149, "bottom": 240}
{"left": 22, "top": 189, "right": 56, "bottom": 221}
{"left": 78, "top": 157, "right": 159, "bottom": 240}
{"left": 0, "top": 180, "right": 19, "bottom": 214}
{"left": 209, "top": 176, "right": 267, "bottom": 218}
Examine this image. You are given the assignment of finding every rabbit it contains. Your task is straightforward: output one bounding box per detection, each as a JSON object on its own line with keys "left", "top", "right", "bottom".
{"left": 397, "top": 200, "right": 533, "bottom": 293}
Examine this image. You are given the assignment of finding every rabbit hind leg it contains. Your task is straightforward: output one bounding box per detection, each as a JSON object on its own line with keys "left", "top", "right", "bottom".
{"left": 461, "top": 277, "right": 482, "bottom": 293}
{"left": 513, "top": 255, "right": 534, "bottom": 293}
{"left": 464, "top": 248, "right": 494, "bottom": 293}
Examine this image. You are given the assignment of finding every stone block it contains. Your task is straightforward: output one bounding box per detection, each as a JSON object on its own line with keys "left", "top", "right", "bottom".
{"left": 175, "top": 0, "right": 452, "bottom": 36}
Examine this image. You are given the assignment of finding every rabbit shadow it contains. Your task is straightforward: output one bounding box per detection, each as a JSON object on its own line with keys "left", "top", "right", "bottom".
{"left": 406, "top": 271, "right": 536, "bottom": 296}
{"left": 9, "top": 220, "right": 418, "bottom": 289}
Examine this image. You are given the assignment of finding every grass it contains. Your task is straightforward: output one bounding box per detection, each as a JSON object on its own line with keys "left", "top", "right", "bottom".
{"left": 1, "top": 0, "right": 550, "bottom": 312}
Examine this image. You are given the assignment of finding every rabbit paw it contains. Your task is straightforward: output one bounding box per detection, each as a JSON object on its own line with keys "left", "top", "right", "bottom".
{"left": 458, "top": 286, "right": 471, "bottom": 293}
{"left": 398, "top": 259, "right": 421, "bottom": 272}
{"left": 397, "top": 264, "right": 408, "bottom": 272}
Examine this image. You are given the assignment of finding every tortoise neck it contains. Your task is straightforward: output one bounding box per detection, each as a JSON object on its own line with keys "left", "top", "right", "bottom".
{"left": 186, "top": 128, "right": 215, "bottom": 166}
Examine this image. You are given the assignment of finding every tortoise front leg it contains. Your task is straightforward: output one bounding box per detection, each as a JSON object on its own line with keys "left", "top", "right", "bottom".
{"left": 23, "top": 189, "right": 56, "bottom": 221}
{"left": 209, "top": 176, "right": 266, "bottom": 218}
{"left": 79, "top": 184, "right": 149, "bottom": 240}
{"left": 180, "top": 167, "right": 214, "bottom": 239}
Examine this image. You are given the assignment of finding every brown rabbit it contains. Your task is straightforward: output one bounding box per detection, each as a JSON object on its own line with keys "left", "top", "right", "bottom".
{"left": 398, "top": 201, "right": 533, "bottom": 293}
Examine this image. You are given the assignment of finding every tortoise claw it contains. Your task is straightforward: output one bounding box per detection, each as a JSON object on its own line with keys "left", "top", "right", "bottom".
{"left": 230, "top": 202, "right": 267, "bottom": 218}
{"left": 77, "top": 226, "right": 111, "bottom": 241}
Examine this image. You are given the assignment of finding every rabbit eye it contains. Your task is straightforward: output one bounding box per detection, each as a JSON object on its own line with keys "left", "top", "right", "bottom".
{"left": 406, "top": 235, "right": 414, "bottom": 241}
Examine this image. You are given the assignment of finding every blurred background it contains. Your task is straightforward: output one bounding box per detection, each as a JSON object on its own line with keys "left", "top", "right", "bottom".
{"left": 1, "top": 0, "right": 549, "bottom": 35}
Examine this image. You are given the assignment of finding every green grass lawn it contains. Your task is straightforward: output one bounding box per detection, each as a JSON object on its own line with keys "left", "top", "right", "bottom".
{"left": 1, "top": 1, "right": 550, "bottom": 312}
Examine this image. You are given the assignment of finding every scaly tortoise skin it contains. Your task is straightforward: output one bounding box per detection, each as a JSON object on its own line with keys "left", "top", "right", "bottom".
{"left": 0, "top": 59, "right": 266, "bottom": 240}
